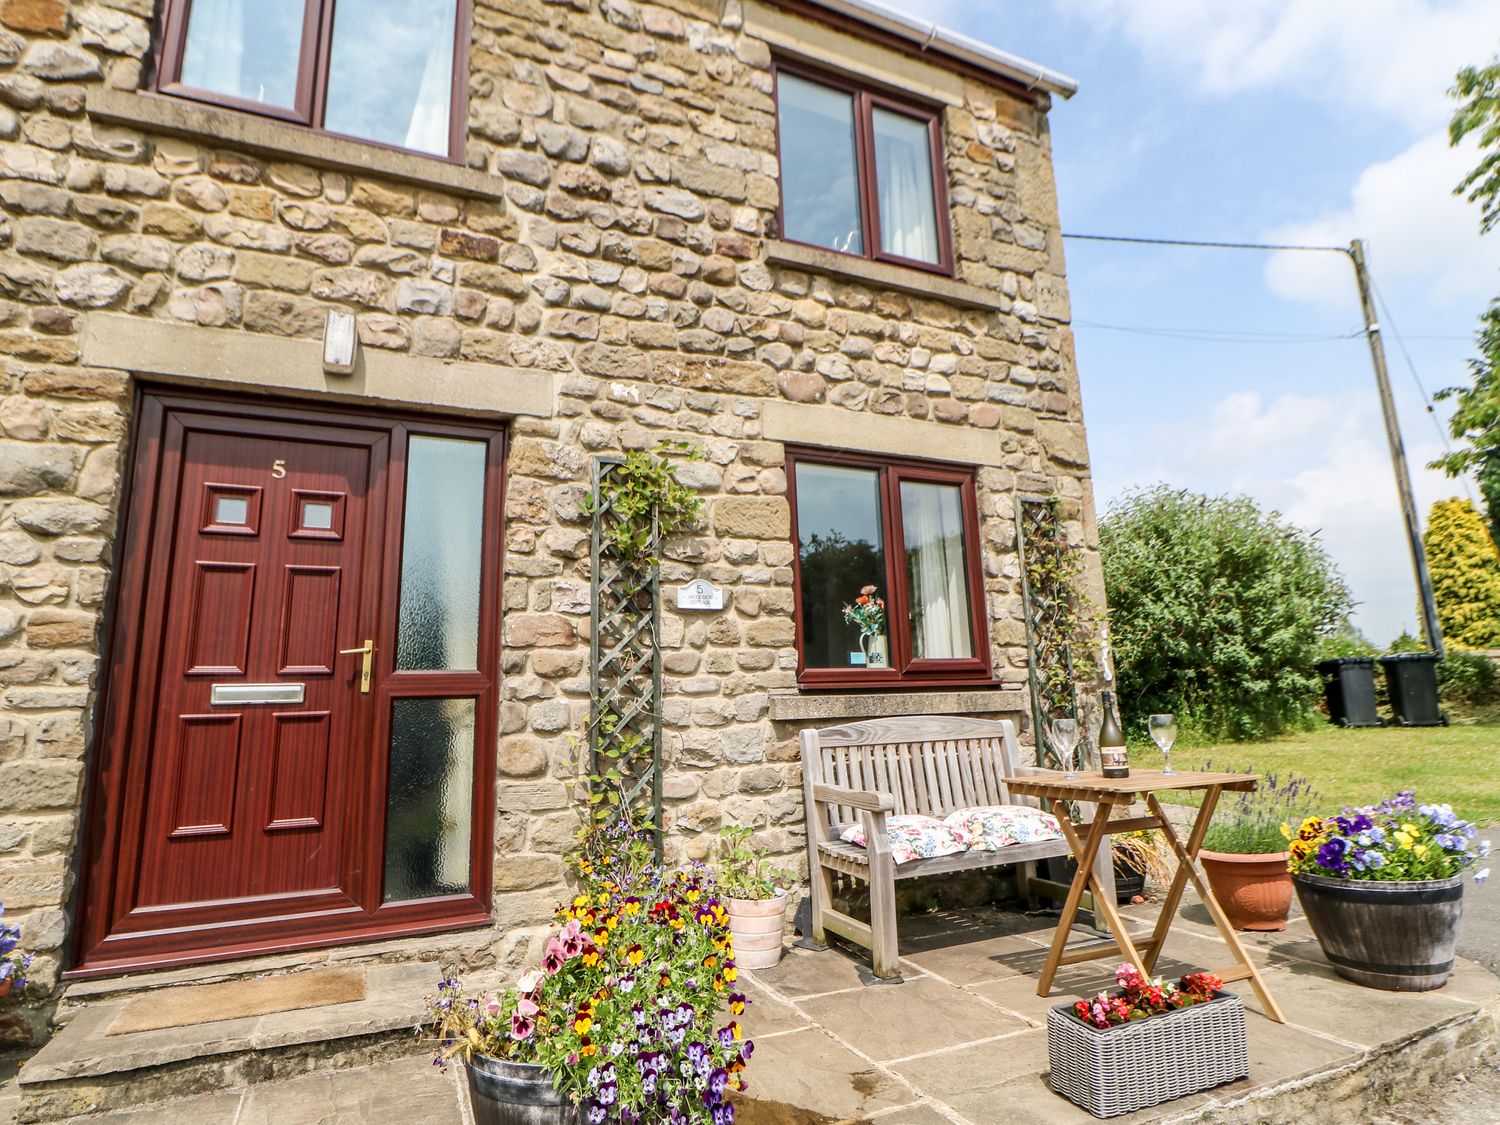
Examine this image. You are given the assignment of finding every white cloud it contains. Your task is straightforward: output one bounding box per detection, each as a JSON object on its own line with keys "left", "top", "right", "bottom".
{"left": 1061, "top": 0, "right": 1500, "bottom": 131}
{"left": 1262, "top": 131, "right": 1500, "bottom": 313}
{"left": 1098, "top": 389, "right": 1473, "bottom": 644}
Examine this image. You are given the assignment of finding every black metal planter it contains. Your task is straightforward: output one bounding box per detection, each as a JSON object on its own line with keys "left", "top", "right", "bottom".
{"left": 1293, "top": 873, "right": 1464, "bottom": 991}
{"left": 465, "top": 1056, "right": 580, "bottom": 1125}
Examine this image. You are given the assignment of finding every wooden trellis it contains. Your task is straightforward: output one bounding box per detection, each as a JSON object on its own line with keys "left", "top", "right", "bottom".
{"left": 1015, "top": 495, "right": 1081, "bottom": 771}
{"left": 588, "top": 456, "right": 663, "bottom": 857}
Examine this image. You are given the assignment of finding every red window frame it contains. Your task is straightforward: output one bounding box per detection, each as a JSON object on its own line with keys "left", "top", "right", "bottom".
{"left": 153, "top": 0, "right": 471, "bottom": 161}
{"left": 772, "top": 59, "right": 956, "bottom": 277}
{"left": 786, "top": 447, "right": 994, "bottom": 690}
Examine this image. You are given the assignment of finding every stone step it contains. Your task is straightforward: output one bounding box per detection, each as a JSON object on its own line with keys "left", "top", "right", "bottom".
{"left": 16, "top": 962, "right": 453, "bottom": 1123}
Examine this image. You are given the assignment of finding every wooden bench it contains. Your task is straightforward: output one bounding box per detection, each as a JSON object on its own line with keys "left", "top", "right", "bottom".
{"left": 800, "top": 715, "right": 1115, "bottom": 979}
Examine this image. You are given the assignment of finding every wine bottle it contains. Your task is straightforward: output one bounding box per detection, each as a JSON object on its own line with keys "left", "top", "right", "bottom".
{"left": 1099, "top": 690, "right": 1129, "bottom": 779}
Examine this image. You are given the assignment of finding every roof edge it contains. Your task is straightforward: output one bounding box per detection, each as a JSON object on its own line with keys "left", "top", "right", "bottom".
{"left": 797, "top": 0, "right": 1079, "bottom": 99}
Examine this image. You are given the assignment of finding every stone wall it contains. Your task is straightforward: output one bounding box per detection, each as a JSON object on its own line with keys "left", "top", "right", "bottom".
{"left": 0, "top": 0, "right": 1097, "bottom": 1042}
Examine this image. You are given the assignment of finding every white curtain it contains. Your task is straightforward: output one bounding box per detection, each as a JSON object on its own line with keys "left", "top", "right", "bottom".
{"left": 403, "top": 31, "right": 453, "bottom": 155}
{"left": 875, "top": 108, "right": 940, "bottom": 264}
{"left": 903, "top": 482, "right": 972, "bottom": 659}
{"left": 179, "top": 0, "right": 246, "bottom": 99}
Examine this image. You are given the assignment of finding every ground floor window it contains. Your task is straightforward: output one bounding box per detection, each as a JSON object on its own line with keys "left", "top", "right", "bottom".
{"left": 787, "top": 448, "right": 992, "bottom": 688}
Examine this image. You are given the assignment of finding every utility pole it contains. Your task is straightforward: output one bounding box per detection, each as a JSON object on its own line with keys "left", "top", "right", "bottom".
{"left": 1348, "top": 239, "right": 1445, "bottom": 658}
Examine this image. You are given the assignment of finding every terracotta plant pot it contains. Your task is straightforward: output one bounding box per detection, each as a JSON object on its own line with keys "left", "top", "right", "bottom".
{"left": 1199, "top": 850, "right": 1294, "bottom": 931}
{"left": 725, "top": 891, "right": 788, "bottom": 970}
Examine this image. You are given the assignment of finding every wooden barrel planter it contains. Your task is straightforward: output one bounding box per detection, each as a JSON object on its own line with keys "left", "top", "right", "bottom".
{"left": 1200, "top": 850, "right": 1294, "bottom": 931}
{"left": 1293, "top": 873, "right": 1464, "bottom": 991}
{"left": 726, "top": 891, "right": 788, "bottom": 970}
{"left": 465, "top": 1055, "right": 580, "bottom": 1125}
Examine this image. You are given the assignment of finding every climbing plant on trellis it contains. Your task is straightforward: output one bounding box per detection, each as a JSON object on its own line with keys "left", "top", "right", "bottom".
{"left": 585, "top": 446, "right": 703, "bottom": 859}
{"left": 1015, "top": 496, "right": 1098, "bottom": 770}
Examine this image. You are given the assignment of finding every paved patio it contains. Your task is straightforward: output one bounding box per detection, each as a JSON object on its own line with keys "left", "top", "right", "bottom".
{"left": 735, "top": 900, "right": 1500, "bottom": 1124}
{"left": 3, "top": 898, "right": 1496, "bottom": 1124}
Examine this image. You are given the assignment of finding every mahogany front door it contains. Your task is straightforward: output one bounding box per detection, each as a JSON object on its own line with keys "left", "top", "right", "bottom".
{"left": 74, "top": 392, "right": 504, "bottom": 975}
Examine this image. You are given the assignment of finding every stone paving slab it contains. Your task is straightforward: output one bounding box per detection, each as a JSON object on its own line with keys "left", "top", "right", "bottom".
{"left": 741, "top": 1027, "right": 911, "bottom": 1121}
{"left": 797, "top": 977, "right": 1028, "bottom": 1063}
{"left": 27, "top": 1056, "right": 464, "bottom": 1125}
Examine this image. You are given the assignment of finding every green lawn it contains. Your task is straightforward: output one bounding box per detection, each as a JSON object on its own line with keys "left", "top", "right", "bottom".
{"left": 1136, "top": 723, "right": 1500, "bottom": 827}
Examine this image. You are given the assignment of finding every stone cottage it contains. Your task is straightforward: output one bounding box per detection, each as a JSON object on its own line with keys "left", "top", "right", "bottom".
{"left": 0, "top": 0, "right": 1097, "bottom": 1051}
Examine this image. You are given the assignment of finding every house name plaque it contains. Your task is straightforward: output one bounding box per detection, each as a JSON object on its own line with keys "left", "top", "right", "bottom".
{"left": 676, "top": 579, "right": 725, "bottom": 611}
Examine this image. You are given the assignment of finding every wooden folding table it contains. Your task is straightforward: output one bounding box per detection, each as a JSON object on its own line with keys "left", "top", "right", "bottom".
{"left": 1005, "top": 768, "right": 1286, "bottom": 1024}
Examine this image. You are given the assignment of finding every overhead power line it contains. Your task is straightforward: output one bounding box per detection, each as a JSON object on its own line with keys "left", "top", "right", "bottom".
{"left": 1061, "top": 232, "right": 1350, "bottom": 254}
{"left": 1074, "top": 319, "right": 1363, "bottom": 344}
{"left": 1064, "top": 230, "right": 1446, "bottom": 656}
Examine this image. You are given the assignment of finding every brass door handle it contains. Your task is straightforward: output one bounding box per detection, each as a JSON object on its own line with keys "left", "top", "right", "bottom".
{"left": 339, "top": 639, "right": 374, "bottom": 693}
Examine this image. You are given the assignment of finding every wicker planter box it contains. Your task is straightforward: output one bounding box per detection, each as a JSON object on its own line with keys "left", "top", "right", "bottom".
{"left": 1047, "top": 991, "right": 1249, "bottom": 1117}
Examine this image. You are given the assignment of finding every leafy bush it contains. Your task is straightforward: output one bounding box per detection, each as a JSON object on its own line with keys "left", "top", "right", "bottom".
{"left": 1313, "top": 626, "right": 1380, "bottom": 662}
{"left": 1100, "top": 487, "right": 1353, "bottom": 741}
{"left": 1439, "top": 649, "right": 1500, "bottom": 705}
{"left": 1424, "top": 498, "right": 1500, "bottom": 649}
{"left": 1387, "top": 630, "right": 1428, "bottom": 654}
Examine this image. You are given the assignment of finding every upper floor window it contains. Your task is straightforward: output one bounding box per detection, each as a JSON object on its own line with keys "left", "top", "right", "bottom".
{"left": 156, "top": 0, "right": 468, "bottom": 159}
{"left": 788, "top": 449, "right": 991, "bottom": 688}
{"left": 774, "top": 64, "right": 953, "bottom": 275}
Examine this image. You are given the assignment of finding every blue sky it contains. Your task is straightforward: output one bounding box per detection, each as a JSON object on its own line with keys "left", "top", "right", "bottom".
{"left": 896, "top": 0, "right": 1500, "bottom": 644}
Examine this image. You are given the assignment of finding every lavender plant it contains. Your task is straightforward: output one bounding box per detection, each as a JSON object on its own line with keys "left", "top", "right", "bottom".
{"left": 1201, "top": 769, "right": 1323, "bottom": 855}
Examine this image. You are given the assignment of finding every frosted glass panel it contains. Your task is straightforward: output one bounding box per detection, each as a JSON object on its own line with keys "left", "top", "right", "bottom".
{"left": 778, "top": 73, "right": 863, "bottom": 255}
{"left": 396, "top": 437, "right": 485, "bottom": 670}
{"left": 794, "top": 464, "right": 885, "bottom": 668}
{"left": 901, "top": 481, "right": 973, "bottom": 659}
{"left": 382, "top": 697, "right": 474, "bottom": 902}
{"left": 873, "top": 107, "right": 940, "bottom": 264}
{"left": 301, "top": 502, "right": 333, "bottom": 530}
{"left": 214, "top": 495, "right": 248, "bottom": 525}
{"left": 323, "top": 0, "right": 459, "bottom": 155}
{"left": 179, "top": 0, "right": 305, "bottom": 110}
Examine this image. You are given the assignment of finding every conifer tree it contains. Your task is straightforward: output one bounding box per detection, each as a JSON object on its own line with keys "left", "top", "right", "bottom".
{"left": 1423, "top": 497, "right": 1500, "bottom": 648}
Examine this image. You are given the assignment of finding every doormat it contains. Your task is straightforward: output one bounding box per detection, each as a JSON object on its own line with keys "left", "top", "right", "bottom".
{"left": 106, "top": 968, "right": 367, "bottom": 1036}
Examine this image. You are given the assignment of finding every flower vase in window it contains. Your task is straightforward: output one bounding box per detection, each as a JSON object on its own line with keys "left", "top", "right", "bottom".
{"left": 843, "top": 586, "right": 888, "bottom": 668}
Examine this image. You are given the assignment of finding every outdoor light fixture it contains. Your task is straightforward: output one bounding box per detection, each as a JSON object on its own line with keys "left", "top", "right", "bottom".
{"left": 323, "top": 309, "right": 358, "bottom": 375}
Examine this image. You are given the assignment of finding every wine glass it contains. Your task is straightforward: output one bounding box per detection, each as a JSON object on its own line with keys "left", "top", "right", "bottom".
{"left": 1050, "top": 718, "right": 1080, "bottom": 780}
{"left": 1149, "top": 714, "right": 1178, "bottom": 776}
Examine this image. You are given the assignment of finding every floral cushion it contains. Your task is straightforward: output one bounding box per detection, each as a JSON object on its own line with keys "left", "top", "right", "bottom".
{"left": 944, "top": 805, "right": 1063, "bottom": 852}
{"left": 838, "top": 815, "right": 972, "bottom": 865}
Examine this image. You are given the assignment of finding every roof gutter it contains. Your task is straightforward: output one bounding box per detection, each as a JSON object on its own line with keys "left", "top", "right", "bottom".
{"left": 799, "top": 0, "right": 1079, "bottom": 99}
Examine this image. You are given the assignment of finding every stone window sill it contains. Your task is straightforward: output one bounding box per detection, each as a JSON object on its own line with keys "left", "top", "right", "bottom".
{"left": 769, "top": 687, "right": 1026, "bottom": 723}
{"left": 765, "top": 240, "right": 1007, "bottom": 312}
{"left": 86, "top": 89, "right": 503, "bottom": 201}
